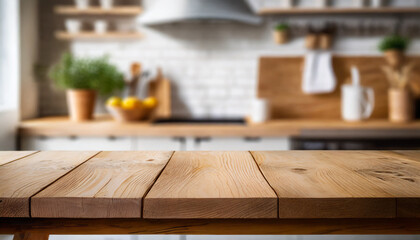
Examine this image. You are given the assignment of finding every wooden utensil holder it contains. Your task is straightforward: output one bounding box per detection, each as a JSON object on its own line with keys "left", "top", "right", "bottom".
{"left": 305, "top": 34, "right": 318, "bottom": 50}
{"left": 388, "top": 88, "right": 414, "bottom": 123}
{"left": 319, "top": 34, "right": 333, "bottom": 50}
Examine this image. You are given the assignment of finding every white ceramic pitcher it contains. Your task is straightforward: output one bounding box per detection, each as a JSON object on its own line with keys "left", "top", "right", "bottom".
{"left": 341, "top": 85, "right": 374, "bottom": 122}
{"left": 341, "top": 67, "right": 374, "bottom": 122}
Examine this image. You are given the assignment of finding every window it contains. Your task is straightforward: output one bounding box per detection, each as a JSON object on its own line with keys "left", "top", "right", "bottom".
{"left": 0, "top": 0, "right": 19, "bottom": 111}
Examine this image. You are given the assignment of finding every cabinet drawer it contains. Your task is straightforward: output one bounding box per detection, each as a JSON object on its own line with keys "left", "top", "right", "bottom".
{"left": 195, "top": 137, "right": 290, "bottom": 151}
{"left": 21, "top": 137, "right": 133, "bottom": 151}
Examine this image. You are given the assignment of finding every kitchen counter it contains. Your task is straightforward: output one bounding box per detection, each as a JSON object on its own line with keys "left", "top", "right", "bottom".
{"left": 19, "top": 116, "right": 420, "bottom": 138}
{"left": 1, "top": 151, "right": 420, "bottom": 239}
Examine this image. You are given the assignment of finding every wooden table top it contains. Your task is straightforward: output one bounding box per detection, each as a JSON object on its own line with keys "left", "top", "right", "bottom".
{"left": 1, "top": 151, "right": 420, "bottom": 219}
{"left": 19, "top": 116, "right": 420, "bottom": 138}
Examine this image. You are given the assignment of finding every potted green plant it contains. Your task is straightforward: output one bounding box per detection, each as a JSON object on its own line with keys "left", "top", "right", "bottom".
{"left": 378, "top": 35, "right": 409, "bottom": 69}
{"left": 49, "top": 53, "right": 124, "bottom": 121}
{"left": 273, "top": 23, "right": 290, "bottom": 44}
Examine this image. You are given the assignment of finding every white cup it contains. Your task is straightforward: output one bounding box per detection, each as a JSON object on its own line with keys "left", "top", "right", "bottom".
{"left": 352, "top": 0, "right": 366, "bottom": 7}
{"left": 341, "top": 85, "right": 375, "bottom": 122}
{"left": 100, "top": 0, "right": 114, "bottom": 9}
{"left": 315, "top": 0, "right": 328, "bottom": 8}
{"left": 74, "top": 0, "right": 90, "bottom": 9}
{"left": 94, "top": 20, "right": 108, "bottom": 34}
{"left": 250, "top": 99, "right": 270, "bottom": 123}
{"left": 65, "top": 19, "right": 82, "bottom": 33}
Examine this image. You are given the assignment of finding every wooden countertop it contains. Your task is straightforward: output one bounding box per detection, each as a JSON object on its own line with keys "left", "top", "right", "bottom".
{"left": 18, "top": 116, "right": 420, "bottom": 138}
{"left": 1, "top": 150, "right": 420, "bottom": 219}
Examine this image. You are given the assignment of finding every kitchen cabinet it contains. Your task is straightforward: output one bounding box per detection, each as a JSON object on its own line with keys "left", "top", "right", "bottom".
{"left": 194, "top": 137, "right": 290, "bottom": 151}
{"left": 21, "top": 136, "right": 135, "bottom": 151}
{"left": 133, "top": 137, "right": 185, "bottom": 151}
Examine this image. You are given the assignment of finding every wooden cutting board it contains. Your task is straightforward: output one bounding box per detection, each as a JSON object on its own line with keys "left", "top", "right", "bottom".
{"left": 148, "top": 68, "right": 171, "bottom": 120}
{"left": 258, "top": 56, "right": 420, "bottom": 119}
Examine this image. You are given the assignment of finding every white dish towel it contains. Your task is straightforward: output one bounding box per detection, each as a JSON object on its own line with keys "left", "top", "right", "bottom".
{"left": 302, "top": 51, "right": 337, "bottom": 94}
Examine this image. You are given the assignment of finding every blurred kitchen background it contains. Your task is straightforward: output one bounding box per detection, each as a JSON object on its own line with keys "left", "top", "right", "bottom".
{"left": 2, "top": 1, "right": 420, "bottom": 240}
{"left": 2, "top": 0, "right": 420, "bottom": 152}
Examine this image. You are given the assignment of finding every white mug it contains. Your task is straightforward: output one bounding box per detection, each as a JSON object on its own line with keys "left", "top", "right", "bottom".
{"left": 75, "top": 0, "right": 90, "bottom": 9}
{"left": 250, "top": 99, "right": 270, "bottom": 123}
{"left": 65, "top": 19, "right": 82, "bottom": 33}
{"left": 341, "top": 85, "right": 374, "bottom": 122}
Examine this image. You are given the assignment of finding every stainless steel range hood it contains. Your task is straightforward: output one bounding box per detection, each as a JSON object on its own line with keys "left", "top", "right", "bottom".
{"left": 138, "top": 0, "right": 262, "bottom": 25}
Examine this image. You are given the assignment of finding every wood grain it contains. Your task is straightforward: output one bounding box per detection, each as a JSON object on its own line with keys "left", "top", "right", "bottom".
{"left": 144, "top": 151, "right": 277, "bottom": 219}
{"left": 1, "top": 218, "right": 420, "bottom": 235}
{"left": 19, "top": 116, "right": 420, "bottom": 138}
{"left": 252, "top": 151, "right": 395, "bottom": 218}
{"left": 55, "top": 6, "right": 142, "bottom": 15}
{"left": 55, "top": 31, "right": 143, "bottom": 40}
{"left": 32, "top": 151, "right": 172, "bottom": 218}
{"left": 258, "top": 56, "right": 420, "bottom": 119}
{"left": 0, "top": 151, "right": 36, "bottom": 166}
{"left": 13, "top": 232, "right": 49, "bottom": 240}
{"left": 0, "top": 151, "right": 97, "bottom": 217}
{"left": 388, "top": 151, "right": 420, "bottom": 162}
{"left": 259, "top": 7, "right": 420, "bottom": 15}
{"left": 321, "top": 151, "right": 420, "bottom": 218}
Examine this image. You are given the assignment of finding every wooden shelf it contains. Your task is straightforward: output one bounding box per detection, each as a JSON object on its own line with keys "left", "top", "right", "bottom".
{"left": 258, "top": 7, "right": 420, "bottom": 15}
{"left": 55, "top": 6, "right": 142, "bottom": 15}
{"left": 55, "top": 31, "right": 143, "bottom": 40}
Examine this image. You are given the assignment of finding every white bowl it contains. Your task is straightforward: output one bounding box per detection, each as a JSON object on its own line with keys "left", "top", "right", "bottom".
{"left": 65, "top": 19, "right": 82, "bottom": 33}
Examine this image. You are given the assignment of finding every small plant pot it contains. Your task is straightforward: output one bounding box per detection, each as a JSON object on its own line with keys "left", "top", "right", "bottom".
{"left": 94, "top": 20, "right": 108, "bottom": 34}
{"left": 305, "top": 34, "right": 318, "bottom": 50}
{"left": 65, "top": 19, "right": 82, "bottom": 34}
{"left": 319, "top": 34, "right": 333, "bottom": 50}
{"left": 273, "top": 30, "right": 289, "bottom": 44}
{"left": 384, "top": 50, "right": 405, "bottom": 69}
{"left": 67, "top": 89, "right": 96, "bottom": 122}
{"left": 75, "top": 0, "right": 90, "bottom": 9}
{"left": 388, "top": 88, "right": 414, "bottom": 123}
{"left": 100, "top": 0, "right": 114, "bottom": 9}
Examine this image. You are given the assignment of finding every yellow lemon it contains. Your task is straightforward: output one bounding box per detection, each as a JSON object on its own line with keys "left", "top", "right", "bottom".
{"left": 143, "top": 97, "right": 158, "bottom": 109}
{"left": 122, "top": 97, "right": 142, "bottom": 110}
{"left": 106, "top": 97, "right": 122, "bottom": 107}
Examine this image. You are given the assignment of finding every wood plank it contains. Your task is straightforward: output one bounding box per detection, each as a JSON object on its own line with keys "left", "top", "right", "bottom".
{"left": 0, "top": 151, "right": 37, "bottom": 166}
{"left": 144, "top": 151, "right": 277, "bottom": 219}
{"left": 259, "top": 7, "right": 420, "bottom": 15}
{"left": 1, "top": 218, "right": 420, "bottom": 235}
{"left": 32, "top": 151, "right": 172, "bottom": 218}
{"left": 388, "top": 151, "right": 420, "bottom": 162}
{"left": 55, "top": 6, "right": 142, "bottom": 15}
{"left": 252, "top": 151, "right": 395, "bottom": 218}
{"left": 55, "top": 31, "right": 143, "bottom": 40}
{"left": 321, "top": 151, "right": 420, "bottom": 218}
{"left": 0, "top": 151, "right": 98, "bottom": 217}
{"left": 19, "top": 116, "right": 420, "bottom": 138}
{"left": 13, "top": 232, "right": 49, "bottom": 240}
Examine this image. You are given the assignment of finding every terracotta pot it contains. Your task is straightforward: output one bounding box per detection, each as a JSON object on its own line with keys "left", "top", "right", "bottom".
{"left": 384, "top": 50, "right": 405, "bottom": 69}
{"left": 66, "top": 89, "right": 96, "bottom": 122}
{"left": 305, "top": 34, "right": 318, "bottom": 50}
{"left": 319, "top": 34, "right": 333, "bottom": 50}
{"left": 388, "top": 88, "right": 414, "bottom": 123}
{"left": 273, "top": 30, "right": 289, "bottom": 44}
